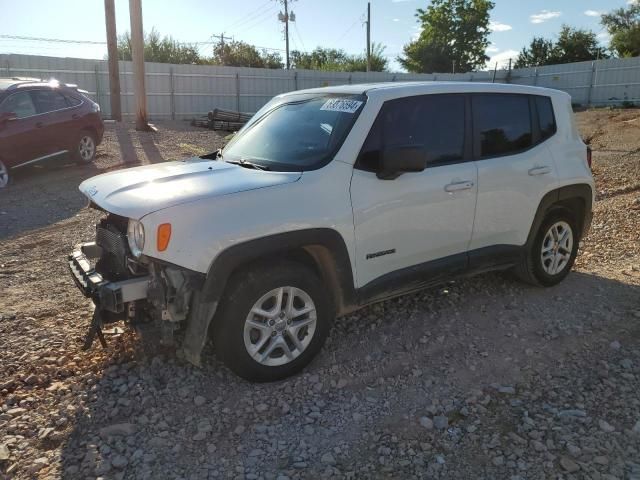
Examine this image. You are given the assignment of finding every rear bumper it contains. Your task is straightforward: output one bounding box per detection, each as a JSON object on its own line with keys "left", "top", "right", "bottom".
{"left": 68, "top": 242, "right": 149, "bottom": 313}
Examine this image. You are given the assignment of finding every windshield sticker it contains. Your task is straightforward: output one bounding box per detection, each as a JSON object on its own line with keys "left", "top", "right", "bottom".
{"left": 320, "top": 99, "right": 363, "bottom": 114}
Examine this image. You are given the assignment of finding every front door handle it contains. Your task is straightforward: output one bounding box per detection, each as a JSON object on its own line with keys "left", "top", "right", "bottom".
{"left": 528, "top": 166, "right": 551, "bottom": 176}
{"left": 444, "top": 180, "right": 474, "bottom": 193}
{"left": 72, "top": 114, "right": 79, "bottom": 119}
{"left": 35, "top": 122, "right": 44, "bottom": 128}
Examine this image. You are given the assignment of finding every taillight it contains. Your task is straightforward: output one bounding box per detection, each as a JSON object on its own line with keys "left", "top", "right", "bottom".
{"left": 586, "top": 146, "right": 592, "bottom": 170}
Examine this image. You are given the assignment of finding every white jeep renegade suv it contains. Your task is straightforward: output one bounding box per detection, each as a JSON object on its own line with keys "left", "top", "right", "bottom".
{"left": 69, "top": 82, "right": 594, "bottom": 381}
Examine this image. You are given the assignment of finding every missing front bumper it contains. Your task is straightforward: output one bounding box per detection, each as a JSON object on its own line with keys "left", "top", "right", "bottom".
{"left": 68, "top": 242, "right": 150, "bottom": 313}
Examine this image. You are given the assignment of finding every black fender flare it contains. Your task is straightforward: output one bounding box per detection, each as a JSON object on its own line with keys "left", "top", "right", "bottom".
{"left": 181, "top": 228, "right": 356, "bottom": 366}
{"left": 525, "top": 183, "right": 593, "bottom": 249}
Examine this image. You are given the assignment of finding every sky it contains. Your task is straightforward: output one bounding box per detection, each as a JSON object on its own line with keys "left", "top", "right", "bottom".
{"left": 0, "top": 0, "right": 632, "bottom": 72}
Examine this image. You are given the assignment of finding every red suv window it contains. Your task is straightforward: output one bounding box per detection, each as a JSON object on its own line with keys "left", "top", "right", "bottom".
{"left": 30, "top": 90, "right": 69, "bottom": 114}
{"left": 0, "top": 92, "right": 37, "bottom": 118}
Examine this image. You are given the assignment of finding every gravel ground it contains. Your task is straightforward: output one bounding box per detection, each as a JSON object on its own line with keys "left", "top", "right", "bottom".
{"left": 1, "top": 112, "right": 639, "bottom": 480}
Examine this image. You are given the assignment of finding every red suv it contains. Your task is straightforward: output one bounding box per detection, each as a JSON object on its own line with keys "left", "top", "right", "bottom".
{"left": 0, "top": 78, "right": 104, "bottom": 188}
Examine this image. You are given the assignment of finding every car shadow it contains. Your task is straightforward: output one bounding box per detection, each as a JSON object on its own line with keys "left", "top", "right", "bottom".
{"left": 0, "top": 157, "right": 101, "bottom": 240}
{"left": 0, "top": 123, "right": 168, "bottom": 240}
{"left": 48, "top": 270, "right": 640, "bottom": 479}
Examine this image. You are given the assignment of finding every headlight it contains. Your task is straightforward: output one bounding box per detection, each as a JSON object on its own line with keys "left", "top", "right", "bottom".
{"left": 127, "top": 219, "right": 145, "bottom": 257}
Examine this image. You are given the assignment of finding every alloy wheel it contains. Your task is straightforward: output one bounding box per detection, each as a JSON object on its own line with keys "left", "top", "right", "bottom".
{"left": 243, "top": 286, "right": 317, "bottom": 367}
{"left": 540, "top": 221, "right": 573, "bottom": 275}
{"left": 0, "top": 160, "right": 8, "bottom": 188}
{"left": 79, "top": 135, "right": 95, "bottom": 162}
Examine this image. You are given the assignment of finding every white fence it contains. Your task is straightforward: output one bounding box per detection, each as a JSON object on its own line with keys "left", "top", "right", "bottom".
{"left": 1, "top": 53, "right": 639, "bottom": 119}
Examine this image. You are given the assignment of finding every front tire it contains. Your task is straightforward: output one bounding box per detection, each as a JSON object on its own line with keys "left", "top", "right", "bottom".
{"left": 213, "top": 260, "right": 333, "bottom": 382}
{"left": 0, "top": 159, "right": 9, "bottom": 188}
{"left": 516, "top": 212, "right": 579, "bottom": 286}
{"left": 73, "top": 131, "right": 97, "bottom": 164}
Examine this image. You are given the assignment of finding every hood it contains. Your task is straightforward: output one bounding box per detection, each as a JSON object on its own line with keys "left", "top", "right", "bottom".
{"left": 79, "top": 158, "right": 302, "bottom": 219}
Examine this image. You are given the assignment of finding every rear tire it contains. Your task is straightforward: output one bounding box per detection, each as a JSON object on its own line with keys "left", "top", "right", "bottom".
{"left": 0, "top": 159, "right": 9, "bottom": 188}
{"left": 73, "top": 131, "right": 97, "bottom": 164}
{"left": 212, "top": 260, "right": 333, "bottom": 382}
{"left": 516, "top": 211, "right": 579, "bottom": 287}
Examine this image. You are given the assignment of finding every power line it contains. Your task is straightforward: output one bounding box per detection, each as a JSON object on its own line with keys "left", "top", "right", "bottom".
{"left": 235, "top": 5, "right": 279, "bottom": 34}
{"left": 223, "top": 0, "right": 273, "bottom": 32}
{"left": 0, "top": 33, "right": 288, "bottom": 58}
{"left": 293, "top": 21, "right": 306, "bottom": 52}
{"left": 336, "top": 18, "right": 362, "bottom": 43}
{"left": 0, "top": 34, "right": 106, "bottom": 45}
{"left": 225, "top": 2, "right": 277, "bottom": 33}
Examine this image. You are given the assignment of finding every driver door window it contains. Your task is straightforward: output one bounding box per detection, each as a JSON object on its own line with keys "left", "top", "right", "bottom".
{"left": 358, "top": 94, "right": 466, "bottom": 172}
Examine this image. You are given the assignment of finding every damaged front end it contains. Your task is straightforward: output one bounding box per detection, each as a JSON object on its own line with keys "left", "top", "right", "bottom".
{"left": 68, "top": 212, "right": 208, "bottom": 361}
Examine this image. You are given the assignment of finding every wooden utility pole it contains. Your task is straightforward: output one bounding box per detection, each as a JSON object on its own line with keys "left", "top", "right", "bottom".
{"left": 104, "top": 0, "right": 121, "bottom": 121}
{"left": 366, "top": 2, "right": 371, "bottom": 72}
{"left": 129, "top": 0, "right": 149, "bottom": 130}
{"left": 284, "top": 0, "right": 290, "bottom": 69}
{"left": 213, "top": 32, "right": 233, "bottom": 62}
{"left": 277, "top": 0, "right": 295, "bottom": 69}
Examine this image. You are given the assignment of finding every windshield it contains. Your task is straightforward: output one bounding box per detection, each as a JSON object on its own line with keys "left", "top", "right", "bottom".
{"left": 223, "top": 93, "right": 366, "bottom": 171}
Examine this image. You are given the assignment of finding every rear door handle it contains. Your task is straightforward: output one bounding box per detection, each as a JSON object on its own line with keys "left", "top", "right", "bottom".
{"left": 35, "top": 122, "right": 44, "bottom": 128}
{"left": 72, "top": 114, "right": 79, "bottom": 119}
{"left": 528, "top": 166, "right": 551, "bottom": 176}
{"left": 444, "top": 181, "right": 474, "bottom": 193}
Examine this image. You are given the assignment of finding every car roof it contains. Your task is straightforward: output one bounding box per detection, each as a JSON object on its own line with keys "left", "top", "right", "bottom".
{"left": 0, "top": 77, "right": 42, "bottom": 92}
{"left": 280, "top": 81, "right": 567, "bottom": 101}
{"left": 0, "top": 78, "right": 82, "bottom": 94}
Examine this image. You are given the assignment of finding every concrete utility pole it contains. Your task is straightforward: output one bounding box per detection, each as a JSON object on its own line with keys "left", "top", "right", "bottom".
{"left": 129, "top": 0, "right": 150, "bottom": 131}
{"left": 104, "top": 0, "right": 122, "bottom": 121}
{"left": 366, "top": 2, "right": 371, "bottom": 72}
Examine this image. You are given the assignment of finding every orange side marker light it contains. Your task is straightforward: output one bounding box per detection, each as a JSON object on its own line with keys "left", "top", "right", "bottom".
{"left": 157, "top": 223, "right": 172, "bottom": 252}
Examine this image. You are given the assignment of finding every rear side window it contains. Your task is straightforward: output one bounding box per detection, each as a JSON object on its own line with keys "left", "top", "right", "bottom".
{"left": 0, "top": 92, "right": 37, "bottom": 118}
{"left": 535, "top": 96, "right": 556, "bottom": 140}
{"left": 359, "top": 94, "right": 466, "bottom": 170}
{"left": 30, "top": 90, "right": 69, "bottom": 113}
{"left": 64, "top": 94, "right": 83, "bottom": 107}
{"left": 472, "top": 94, "right": 532, "bottom": 158}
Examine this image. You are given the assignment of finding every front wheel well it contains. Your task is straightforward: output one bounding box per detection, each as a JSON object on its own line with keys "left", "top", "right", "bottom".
{"left": 79, "top": 126, "right": 98, "bottom": 140}
{"left": 219, "top": 245, "right": 353, "bottom": 316}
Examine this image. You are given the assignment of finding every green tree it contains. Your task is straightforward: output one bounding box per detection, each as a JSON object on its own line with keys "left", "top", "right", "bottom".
{"left": 398, "top": 0, "right": 494, "bottom": 73}
{"left": 290, "top": 47, "right": 349, "bottom": 70}
{"left": 345, "top": 43, "right": 388, "bottom": 72}
{"left": 290, "top": 43, "right": 388, "bottom": 72}
{"left": 117, "top": 28, "right": 201, "bottom": 64}
{"left": 514, "top": 37, "right": 554, "bottom": 68}
{"left": 553, "top": 25, "right": 608, "bottom": 63}
{"left": 211, "top": 40, "right": 283, "bottom": 69}
{"left": 515, "top": 26, "right": 608, "bottom": 68}
{"left": 601, "top": 3, "right": 640, "bottom": 57}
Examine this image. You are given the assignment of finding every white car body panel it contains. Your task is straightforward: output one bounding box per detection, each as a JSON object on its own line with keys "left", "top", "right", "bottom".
{"left": 79, "top": 159, "right": 301, "bottom": 220}
{"left": 140, "top": 160, "right": 357, "bottom": 275}
{"left": 469, "top": 142, "right": 559, "bottom": 250}
{"left": 546, "top": 94, "right": 596, "bottom": 202}
{"left": 351, "top": 162, "right": 478, "bottom": 287}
